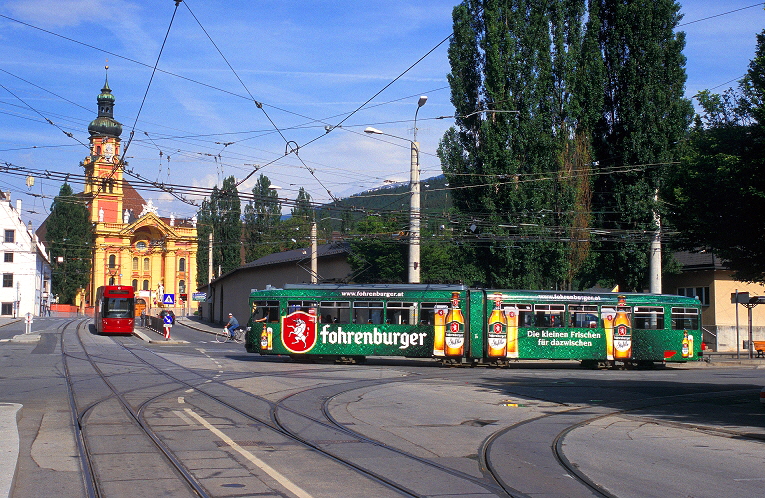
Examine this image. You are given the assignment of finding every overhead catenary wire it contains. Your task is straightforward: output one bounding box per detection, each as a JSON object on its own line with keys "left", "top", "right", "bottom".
{"left": 0, "top": 2, "right": 752, "bottom": 230}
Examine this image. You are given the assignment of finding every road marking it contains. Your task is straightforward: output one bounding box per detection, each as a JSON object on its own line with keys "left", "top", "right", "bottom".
{"left": 185, "top": 388, "right": 194, "bottom": 393}
{"left": 178, "top": 397, "right": 185, "bottom": 404}
{"left": 172, "top": 410, "right": 197, "bottom": 426}
{"left": 0, "top": 339, "right": 9, "bottom": 343}
{"left": 183, "top": 408, "right": 312, "bottom": 498}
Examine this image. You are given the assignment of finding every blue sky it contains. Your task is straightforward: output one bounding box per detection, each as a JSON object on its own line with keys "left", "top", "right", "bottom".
{"left": 1, "top": 0, "right": 763, "bottom": 229}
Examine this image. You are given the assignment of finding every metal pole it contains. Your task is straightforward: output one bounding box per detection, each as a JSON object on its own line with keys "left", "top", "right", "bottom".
{"left": 310, "top": 221, "right": 318, "bottom": 284}
{"left": 208, "top": 232, "right": 213, "bottom": 283}
{"left": 649, "top": 189, "right": 662, "bottom": 293}
{"left": 735, "top": 289, "right": 740, "bottom": 359}
{"left": 748, "top": 305, "right": 754, "bottom": 359}
{"left": 409, "top": 141, "right": 420, "bottom": 284}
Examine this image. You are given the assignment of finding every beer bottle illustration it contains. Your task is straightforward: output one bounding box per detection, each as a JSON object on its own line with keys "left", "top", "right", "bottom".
{"left": 681, "top": 330, "right": 690, "bottom": 358}
{"left": 687, "top": 333, "right": 694, "bottom": 358}
{"left": 433, "top": 305, "right": 448, "bottom": 356}
{"left": 612, "top": 296, "right": 632, "bottom": 360}
{"left": 260, "top": 323, "right": 272, "bottom": 350}
{"left": 487, "top": 298, "right": 507, "bottom": 357}
{"left": 444, "top": 292, "right": 465, "bottom": 356}
{"left": 505, "top": 306, "right": 520, "bottom": 359}
{"left": 601, "top": 307, "right": 616, "bottom": 361}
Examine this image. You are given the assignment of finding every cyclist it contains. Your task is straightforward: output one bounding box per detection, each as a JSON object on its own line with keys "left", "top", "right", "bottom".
{"left": 225, "top": 313, "right": 240, "bottom": 339}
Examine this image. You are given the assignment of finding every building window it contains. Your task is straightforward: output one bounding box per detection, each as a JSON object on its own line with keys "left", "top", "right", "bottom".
{"left": 677, "top": 287, "right": 710, "bottom": 306}
{"left": 143, "top": 258, "right": 150, "bottom": 271}
{"left": 3, "top": 253, "right": 12, "bottom": 263}
{"left": 2, "top": 274, "right": 12, "bottom": 288}
{"left": 108, "top": 254, "right": 116, "bottom": 268}
{"left": 108, "top": 277, "right": 115, "bottom": 285}
{"left": 1, "top": 303, "right": 12, "bottom": 316}
{"left": 179, "top": 258, "right": 186, "bottom": 272}
{"left": 178, "top": 280, "right": 186, "bottom": 294}
{"left": 142, "top": 280, "right": 149, "bottom": 291}
{"left": 3, "top": 230, "right": 14, "bottom": 243}
{"left": 132, "top": 257, "right": 138, "bottom": 271}
{"left": 136, "top": 241, "right": 147, "bottom": 251}
{"left": 132, "top": 279, "right": 138, "bottom": 290}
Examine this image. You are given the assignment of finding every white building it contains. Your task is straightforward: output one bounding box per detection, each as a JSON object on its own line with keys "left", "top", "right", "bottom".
{"left": 0, "top": 191, "right": 51, "bottom": 317}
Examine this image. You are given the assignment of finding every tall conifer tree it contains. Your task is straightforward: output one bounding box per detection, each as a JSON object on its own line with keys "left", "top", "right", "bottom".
{"left": 439, "top": 0, "right": 600, "bottom": 289}
{"left": 243, "top": 174, "right": 282, "bottom": 262}
{"left": 213, "top": 176, "right": 242, "bottom": 276}
{"left": 590, "top": 0, "right": 693, "bottom": 290}
{"left": 47, "top": 183, "right": 93, "bottom": 304}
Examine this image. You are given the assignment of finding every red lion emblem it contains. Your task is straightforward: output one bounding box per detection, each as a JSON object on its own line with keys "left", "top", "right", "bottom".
{"left": 282, "top": 311, "right": 317, "bottom": 353}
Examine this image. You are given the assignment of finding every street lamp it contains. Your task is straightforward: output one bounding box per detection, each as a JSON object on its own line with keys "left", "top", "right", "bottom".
{"left": 365, "top": 99, "right": 427, "bottom": 284}
{"left": 435, "top": 109, "right": 520, "bottom": 120}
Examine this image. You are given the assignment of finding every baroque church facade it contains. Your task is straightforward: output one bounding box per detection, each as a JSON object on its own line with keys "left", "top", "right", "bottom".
{"left": 82, "top": 70, "right": 197, "bottom": 311}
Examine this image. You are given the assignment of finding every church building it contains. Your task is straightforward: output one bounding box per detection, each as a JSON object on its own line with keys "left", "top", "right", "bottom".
{"left": 82, "top": 69, "right": 198, "bottom": 311}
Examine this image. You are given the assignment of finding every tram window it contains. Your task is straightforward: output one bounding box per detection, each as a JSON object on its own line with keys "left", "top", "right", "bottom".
{"left": 319, "top": 301, "right": 350, "bottom": 324}
{"left": 671, "top": 307, "right": 699, "bottom": 330}
{"left": 534, "top": 304, "right": 565, "bottom": 328}
{"left": 386, "top": 302, "right": 416, "bottom": 325}
{"left": 353, "top": 301, "right": 384, "bottom": 324}
{"left": 569, "top": 305, "right": 599, "bottom": 328}
{"left": 252, "top": 300, "right": 280, "bottom": 322}
{"left": 287, "top": 301, "right": 318, "bottom": 316}
{"left": 633, "top": 306, "right": 665, "bottom": 329}
{"left": 506, "top": 304, "right": 534, "bottom": 326}
{"left": 420, "top": 302, "right": 449, "bottom": 325}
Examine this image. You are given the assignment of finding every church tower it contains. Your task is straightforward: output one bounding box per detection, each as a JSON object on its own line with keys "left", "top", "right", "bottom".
{"left": 82, "top": 65, "right": 124, "bottom": 224}
{"left": 81, "top": 67, "right": 198, "bottom": 314}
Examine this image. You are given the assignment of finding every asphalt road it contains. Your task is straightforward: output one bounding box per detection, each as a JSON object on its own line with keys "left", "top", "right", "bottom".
{"left": 1, "top": 316, "right": 763, "bottom": 497}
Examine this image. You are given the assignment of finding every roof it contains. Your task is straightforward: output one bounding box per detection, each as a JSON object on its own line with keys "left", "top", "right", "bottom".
{"left": 205, "top": 242, "right": 351, "bottom": 287}
{"left": 121, "top": 179, "right": 146, "bottom": 216}
{"left": 673, "top": 251, "right": 728, "bottom": 271}
{"left": 243, "top": 242, "right": 350, "bottom": 268}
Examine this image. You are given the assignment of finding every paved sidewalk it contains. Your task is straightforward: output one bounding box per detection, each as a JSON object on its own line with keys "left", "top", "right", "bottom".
{"left": 175, "top": 315, "right": 222, "bottom": 335}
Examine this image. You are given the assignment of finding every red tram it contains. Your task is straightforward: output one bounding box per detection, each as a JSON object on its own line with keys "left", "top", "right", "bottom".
{"left": 94, "top": 285, "right": 135, "bottom": 335}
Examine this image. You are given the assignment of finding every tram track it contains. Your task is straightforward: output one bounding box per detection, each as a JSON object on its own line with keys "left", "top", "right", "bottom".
{"left": 477, "top": 381, "right": 764, "bottom": 498}
{"left": 62, "top": 320, "right": 209, "bottom": 497}
{"left": 61, "top": 319, "right": 765, "bottom": 498}
{"left": 123, "top": 338, "right": 765, "bottom": 498}
{"left": 117, "top": 339, "right": 508, "bottom": 496}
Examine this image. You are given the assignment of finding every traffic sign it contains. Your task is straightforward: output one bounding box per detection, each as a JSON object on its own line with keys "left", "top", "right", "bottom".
{"left": 163, "top": 314, "right": 174, "bottom": 325}
{"left": 192, "top": 292, "right": 206, "bottom": 302}
{"left": 163, "top": 293, "right": 175, "bottom": 305}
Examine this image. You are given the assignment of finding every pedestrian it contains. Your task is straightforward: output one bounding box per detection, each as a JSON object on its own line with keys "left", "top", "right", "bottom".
{"left": 225, "top": 313, "right": 239, "bottom": 339}
{"left": 140, "top": 309, "right": 146, "bottom": 327}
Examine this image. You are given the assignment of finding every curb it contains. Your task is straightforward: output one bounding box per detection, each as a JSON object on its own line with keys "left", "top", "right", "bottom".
{"left": 0, "top": 403, "right": 22, "bottom": 498}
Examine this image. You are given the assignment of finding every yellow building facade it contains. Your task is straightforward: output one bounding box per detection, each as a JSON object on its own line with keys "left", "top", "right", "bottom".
{"left": 83, "top": 71, "right": 197, "bottom": 311}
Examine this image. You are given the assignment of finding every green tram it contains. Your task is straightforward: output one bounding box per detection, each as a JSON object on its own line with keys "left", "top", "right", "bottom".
{"left": 245, "top": 284, "right": 702, "bottom": 366}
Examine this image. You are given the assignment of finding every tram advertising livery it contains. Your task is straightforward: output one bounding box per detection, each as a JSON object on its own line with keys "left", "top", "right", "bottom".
{"left": 95, "top": 285, "right": 135, "bottom": 335}
{"left": 245, "top": 284, "right": 702, "bottom": 366}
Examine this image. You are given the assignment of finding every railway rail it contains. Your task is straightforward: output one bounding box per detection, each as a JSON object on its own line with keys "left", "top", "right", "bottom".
{"left": 50, "top": 318, "right": 764, "bottom": 497}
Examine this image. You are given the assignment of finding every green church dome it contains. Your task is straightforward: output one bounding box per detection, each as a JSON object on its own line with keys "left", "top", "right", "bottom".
{"left": 88, "top": 72, "right": 122, "bottom": 138}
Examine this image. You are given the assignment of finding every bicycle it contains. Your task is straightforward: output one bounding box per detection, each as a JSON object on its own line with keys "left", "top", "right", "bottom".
{"left": 216, "top": 326, "right": 244, "bottom": 343}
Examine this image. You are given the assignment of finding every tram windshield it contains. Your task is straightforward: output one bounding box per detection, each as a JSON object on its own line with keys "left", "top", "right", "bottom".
{"left": 104, "top": 297, "right": 134, "bottom": 318}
